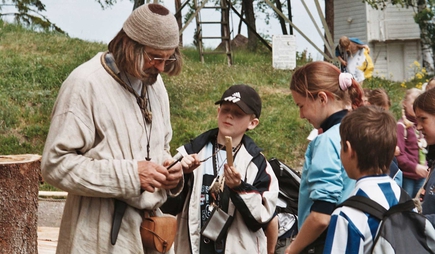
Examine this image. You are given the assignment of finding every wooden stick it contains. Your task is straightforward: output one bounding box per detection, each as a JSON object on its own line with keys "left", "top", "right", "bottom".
{"left": 225, "top": 136, "right": 233, "bottom": 166}
{"left": 219, "top": 136, "right": 234, "bottom": 192}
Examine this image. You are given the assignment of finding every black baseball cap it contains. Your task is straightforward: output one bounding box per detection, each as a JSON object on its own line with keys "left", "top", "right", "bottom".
{"left": 214, "top": 84, "right": 262, "bottom": 118}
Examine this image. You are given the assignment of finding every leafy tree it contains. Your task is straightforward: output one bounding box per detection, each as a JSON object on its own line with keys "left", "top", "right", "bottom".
{"left": 0, "top": 0, "right": 147, "bottom": 33}
{"left": 0, "top": 0, "right": 63, "bottom": 32}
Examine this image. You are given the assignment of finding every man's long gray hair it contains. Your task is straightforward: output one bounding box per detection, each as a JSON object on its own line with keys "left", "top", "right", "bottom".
{"left": 108, "top": 29, "right": 182, "bottom": 80}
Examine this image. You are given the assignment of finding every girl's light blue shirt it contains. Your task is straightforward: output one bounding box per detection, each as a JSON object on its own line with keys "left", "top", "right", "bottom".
{"left": 298, "top": 123, "right": 355, "bottom": 229}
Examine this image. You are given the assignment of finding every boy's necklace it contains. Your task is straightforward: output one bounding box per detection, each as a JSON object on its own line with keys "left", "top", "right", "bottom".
{"left": 209, "top": 139, "right": 242, "bottom": 208}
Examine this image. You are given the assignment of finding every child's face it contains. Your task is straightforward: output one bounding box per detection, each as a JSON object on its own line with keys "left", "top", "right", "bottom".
{"left": 291, "top": 90, "right": 326, "bottom": 129}
{"left": 217, "top": 102, "right": 257, "bottom": 139}
{"left": 415, "top": 108, "right": 435, "bottom": 145}
{"left": 362, "top": 95, "right": 369, "bottom": 106}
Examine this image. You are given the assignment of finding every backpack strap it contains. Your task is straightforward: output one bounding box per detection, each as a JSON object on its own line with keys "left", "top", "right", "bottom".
{"left": 386, "top": 188, "right": 416, "bottom": 216}
{"left": 399, "top": 187, "right": 412, "bottom": 202}
{"left": 339, "top": 195, "right": 386, "bottom": 220}
{"left": 386, "top": 199, "right": 416, "bottom": 215}
{"left": 338, "top": 188, "right": 416, "bottom": 220}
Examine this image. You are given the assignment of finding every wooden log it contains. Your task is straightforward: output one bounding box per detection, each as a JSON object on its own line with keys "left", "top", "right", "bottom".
{"left": 0, "top": 154, "right": 41, "bottom": 253}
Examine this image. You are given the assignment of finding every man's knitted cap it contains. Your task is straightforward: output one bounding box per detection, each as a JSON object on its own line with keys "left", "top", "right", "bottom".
{"left": 123, "top": 3, "right": 179, "bottom": 49}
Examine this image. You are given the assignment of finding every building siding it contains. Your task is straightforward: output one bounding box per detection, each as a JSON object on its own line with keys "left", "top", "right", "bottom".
{"left": 334, "top": 0, "right": 422, "bottom": 82}
{"left": 367, "top": 4, "right": 420, "bottom": 41}
{"left": 334, "top": 0, "right": 368, "bottom": 44}
{"left": 371, "top": 40, "right": 421, "bottom": 81}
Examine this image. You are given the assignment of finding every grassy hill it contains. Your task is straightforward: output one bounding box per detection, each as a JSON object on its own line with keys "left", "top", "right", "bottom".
{"left": 0, "top": 21, "right": 423, "bottom": 190}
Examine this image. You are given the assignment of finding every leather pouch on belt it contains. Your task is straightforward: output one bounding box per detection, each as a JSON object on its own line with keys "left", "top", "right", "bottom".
{"left": 140, "top": 211, "right": 177, "bottom": 253}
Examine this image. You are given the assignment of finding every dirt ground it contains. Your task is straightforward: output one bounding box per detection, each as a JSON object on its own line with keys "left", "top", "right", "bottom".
{"left": 38, "top": 198, "right": 65, "bottom": 227}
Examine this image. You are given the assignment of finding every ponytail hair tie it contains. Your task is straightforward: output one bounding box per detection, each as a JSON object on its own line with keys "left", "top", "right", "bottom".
{"left": 339, "top": 73, "right": 353, "bottom": 91}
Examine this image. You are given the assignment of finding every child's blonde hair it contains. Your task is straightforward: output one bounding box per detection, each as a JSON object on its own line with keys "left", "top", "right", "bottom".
{"left": 290, "top": 61, "right": 363, "bottom": 109}
{"left": 339, "top": 36, "right": 350, "bottom": 51}
{"left": 402, "top": 88, "right": 422, "bottom": 128}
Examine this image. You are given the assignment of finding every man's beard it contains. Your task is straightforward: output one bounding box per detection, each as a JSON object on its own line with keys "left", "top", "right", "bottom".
{"left": 142, "top": 68, "right": 159, "bottom": 86}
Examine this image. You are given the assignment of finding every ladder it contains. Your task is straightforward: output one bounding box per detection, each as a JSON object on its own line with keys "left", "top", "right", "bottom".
{"left": 194, "top": 0, "right": 233, "bottom": 66}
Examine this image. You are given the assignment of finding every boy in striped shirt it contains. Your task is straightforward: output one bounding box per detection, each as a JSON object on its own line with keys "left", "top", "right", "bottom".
{"left": 323, "top": 106, "right": 402, "bottom": 254}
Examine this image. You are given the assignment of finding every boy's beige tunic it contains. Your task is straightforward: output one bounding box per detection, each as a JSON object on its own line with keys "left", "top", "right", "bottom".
{"left": 41, "top": 53, "right": 180, "bottom": 254}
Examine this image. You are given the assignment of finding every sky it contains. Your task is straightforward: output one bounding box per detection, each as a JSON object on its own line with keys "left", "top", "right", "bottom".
{"left": 24, "top": 0, "right": 326, "bottom": 60}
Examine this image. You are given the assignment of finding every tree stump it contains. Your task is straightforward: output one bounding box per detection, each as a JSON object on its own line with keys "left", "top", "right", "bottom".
{"left": 0, "top": 154, "right": 41, "bottom": 253}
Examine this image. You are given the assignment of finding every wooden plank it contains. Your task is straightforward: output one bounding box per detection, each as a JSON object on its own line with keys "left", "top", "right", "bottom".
{"left": 37, "top": 227, "right": 59, "bottom": 254}
{"left": 39, "top": 191, "right": 68, "bottom": 198}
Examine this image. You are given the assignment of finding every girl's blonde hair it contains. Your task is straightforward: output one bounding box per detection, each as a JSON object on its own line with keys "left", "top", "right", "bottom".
{"left": 402, "top": 88, "right": 422, "bottom": 128}
{"left": 290, "top": 61, "right": 363, "bottom": 109}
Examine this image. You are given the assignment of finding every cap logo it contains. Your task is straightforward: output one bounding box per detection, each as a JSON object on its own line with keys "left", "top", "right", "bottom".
{"left": 223, "top": 92, "right": 241, "bottom": 103}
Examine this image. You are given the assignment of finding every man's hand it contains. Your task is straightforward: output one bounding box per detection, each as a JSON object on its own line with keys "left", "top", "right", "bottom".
{"left": 162, "top": 159, "right": 183, "bottom": 190}
{"left": 137, "top": 160, "right": 169, "bottom": 192}
{"left": 224, "top": 164, "right": 241, "bottom": 189}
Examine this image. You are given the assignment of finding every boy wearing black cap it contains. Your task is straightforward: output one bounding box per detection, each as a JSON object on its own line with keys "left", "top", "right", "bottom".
{"left": 162, "top": 84, "right": 279, "bottom": 254}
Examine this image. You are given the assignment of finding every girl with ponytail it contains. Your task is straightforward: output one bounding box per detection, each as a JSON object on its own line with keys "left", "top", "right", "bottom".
{"left": 285, "top": 61, "right": 363, "bottom": 254}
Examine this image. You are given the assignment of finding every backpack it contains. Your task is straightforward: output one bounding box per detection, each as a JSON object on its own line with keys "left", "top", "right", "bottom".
{"left": 340, "top": 188, "right": 435, "bottom": 254}
{"left": 268, "top": 158, "right": 300, "bottom": 238}
{"left": 268, "top": 158, "right": 300, "bottom": 215}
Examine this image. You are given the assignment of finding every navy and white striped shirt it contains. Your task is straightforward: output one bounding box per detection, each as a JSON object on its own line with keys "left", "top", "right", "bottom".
{"left": 324, "top": 175, "right": 402, "bottom": 254}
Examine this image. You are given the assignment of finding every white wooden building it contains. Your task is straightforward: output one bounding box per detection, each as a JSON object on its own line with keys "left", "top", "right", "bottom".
{"left": 334, "top": 1, "right": 421, "bottom": 82}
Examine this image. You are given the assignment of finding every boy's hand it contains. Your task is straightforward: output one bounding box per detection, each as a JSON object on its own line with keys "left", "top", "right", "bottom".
{"left": 180, "top": 154, "right": 200, "bottom": 174}
{"left": 224, "top": 164, "right": 241, "bottom": 189}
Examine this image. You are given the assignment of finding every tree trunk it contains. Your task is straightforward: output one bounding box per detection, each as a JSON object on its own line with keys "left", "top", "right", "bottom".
{"left": 288, "top": 0, "right": 293, "bottom": 35}
{"left": 242, "top": 0, "right": 257, "bottom": 51}
{"left": 133, "top": 0, "right": 145, "bottom": 10}
{"left": 417, "top": 0, "right": 435, "bottom": 75}
{"left": 276, "top": 0, "right": 288, "bottom": 35}
{"left": 0, "top": 154, "right": 41, "bottom": 254}
{"left": 324, "top": 0, "right": 334, "bottom": 59}
{"left": 175, "top": 0, "right": 183, "bottom": 47}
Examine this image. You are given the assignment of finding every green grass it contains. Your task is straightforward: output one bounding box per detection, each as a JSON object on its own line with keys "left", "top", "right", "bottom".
{"left": 0, "top": 21, "right": 425, "bottom": 191}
